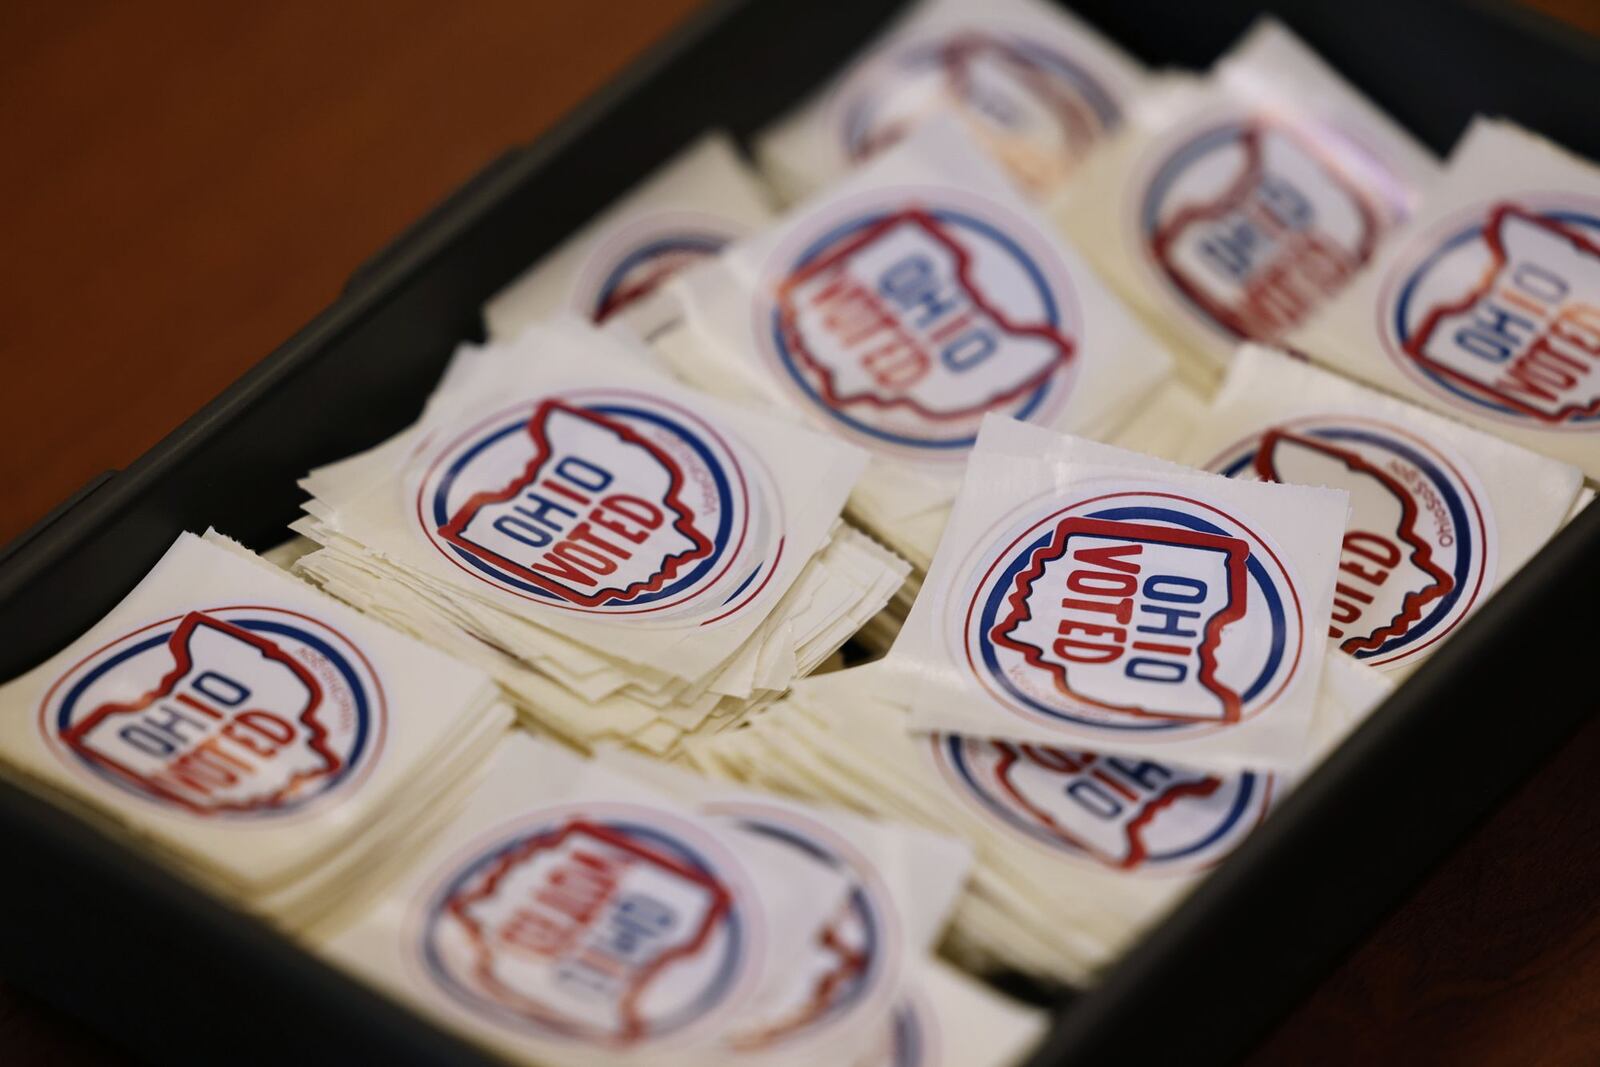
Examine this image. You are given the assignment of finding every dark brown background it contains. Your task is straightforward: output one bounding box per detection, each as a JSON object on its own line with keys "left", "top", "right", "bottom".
{"left": 3, "top": 2, "right": 1598, "bottom": 1063}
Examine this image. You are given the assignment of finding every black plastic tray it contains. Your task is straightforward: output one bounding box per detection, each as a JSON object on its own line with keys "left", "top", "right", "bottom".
{"left": 2, "top": 1, "right": 1597, "bottom": 1063}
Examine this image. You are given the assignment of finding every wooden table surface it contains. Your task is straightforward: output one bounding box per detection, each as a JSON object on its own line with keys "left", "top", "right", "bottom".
{"left": 3, "top": 2, "right": 1598, "bottom": 1064}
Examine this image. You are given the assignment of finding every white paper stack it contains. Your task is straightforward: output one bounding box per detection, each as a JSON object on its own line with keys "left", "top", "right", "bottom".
{"left": 1051, "top": 20, "right": 1440, "bottom": 384}
{"left": 486, "top": 132, "right": 776, "bottom": 342}
{"left": 681, "top": 654, "right": 1389, "bottom": 987}
{"left": 1105, "top": 376, "right": 1212, "bottom": 462}
{"left": 291, "top": 317, "right": 907, "bottom": 755}
{"left": 1172, "top": 344, "right": 1584, "bottom": 677}
{"left": 755, "top": 0, "right": 1148, "bottom": 204}
{"left": 656, "top": 118, "right": 1175, "bottom": 574}
{"left": 316, "top": 732, "right": 1043, "bottom": 1067}
{"left": 0, "top": 531, "right": 513, "bottom": 930}
{"left": 1288, "top": 117, "right": 1600, "bottom": 478}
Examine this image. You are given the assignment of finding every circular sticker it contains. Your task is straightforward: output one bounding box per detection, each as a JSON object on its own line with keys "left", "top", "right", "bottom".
{"left": 706, "top": 803, "right": 899, "bottom": 1054}
{"left": 417, "top": 805, "right": 755, "bottom": 1049}
{"left": 571, "top": 210, "right": 748, "bottom": 325}
{"left": 1207, "top": 415, "right": 1496, "bottom": 668}
{"left": 415, "top": 388, "right": 783, "bottom": 625}
{"left": 953, "top": 488, "right": 1305, "bottom": 736}
{"left": 1378, "top": 197, "right": 1600, "bottom": 429}
{"left": 758, "top": 190, "right": 1080, "bottom": 460}
{"left": 39, "top": 606, "right": 386, "bottom": 818}
{"left": 1138, "top": 114, "right": 1401, "bottom": 344}
{"left": 932, "top": 736, "right": 1273, "bottom": 874}
{"left": 834, "top": 29, "right": 1123, "bottom": 195}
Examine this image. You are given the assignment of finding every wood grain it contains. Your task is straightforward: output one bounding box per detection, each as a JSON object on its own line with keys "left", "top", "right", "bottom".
{"left": 1247, "top": 708, "right": 1600, "bottom": 1065}
{"left": 1, "top": 2, "right": 1597, "bottom": 1064}
{"left": 0, "top": 0, "right": 700, "bottom": 548}
{"left": 1525, "top": 0, "right": 1600, "bottom": 34}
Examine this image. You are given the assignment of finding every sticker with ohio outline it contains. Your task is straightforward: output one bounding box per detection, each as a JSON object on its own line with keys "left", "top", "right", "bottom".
{"left": 955, "top": 488, "right": 1306, "bottom": 736}
{"left": 418, "top": 811, "right": 748, "bottom": 1048}
{"left": 1208, "top": 417, "right": 1494, "bottom": 670}
{"left": 932, "top": 736, "right": 1274, "bottom": 873}
{"left": 416, "top": 388, "right": 780, "bottom": 623}
{"left": 836, "top": 30, "right": 1125, "bottom": 196}
{"left": 1384, "top": 202, "right": 1600, "bottom": 427}
{"left": 764, "top": 198, "right": 1080, "bottom": 457}
{"left": 39, "top": 607, "right": 385, "bottom": 817}
{"left": 1141, "top": 117, "right": 1388, "bottom": 343}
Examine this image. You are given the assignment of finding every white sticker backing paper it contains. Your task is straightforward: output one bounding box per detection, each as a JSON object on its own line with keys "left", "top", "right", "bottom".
{"left": 1289, "top": 117, "right": 1600, "bottom": 478}
{"left": 885, "top": 416, "right": 1349, "bottom": 771}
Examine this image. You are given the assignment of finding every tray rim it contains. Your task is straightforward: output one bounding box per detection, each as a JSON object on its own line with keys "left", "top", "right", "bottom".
{"left": 2, "top": 1, "right": 1597, "bottom": 1064}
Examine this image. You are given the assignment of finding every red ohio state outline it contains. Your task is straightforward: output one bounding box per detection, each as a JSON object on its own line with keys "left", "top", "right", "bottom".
{"left": 991, "top": 742, "right": 1224, "bottom": 869}
{"left": 775, "top": 207, "right": 1076, "bottom": 423}
{"left": 1254, "top": 428, "right": 1455, "bottom": 655}
{"left": 59, "top": 611, "right": 342, "bottom": 816}
{"left": 438, "top": 400, "right": 715, "bottom": 607}
{"left": 988, "top": 515, "right": 1252, "bottom": 724}
{"left": 443, "top": 819, "right": 733, "bottom": 1046}
{"left": 1148, "top": 120, "right": 1381, "bottom": 341}
{"left": 1401, "top": 203, "right": 1600, "bottom": 423}
{"left": 727, "top": 899, "right": 867, "bottom": 1050}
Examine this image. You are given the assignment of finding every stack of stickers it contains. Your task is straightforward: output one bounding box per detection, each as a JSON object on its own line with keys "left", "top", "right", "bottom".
{"left": 1050, "top": 20, "right": 1440, "bottom": 384}
{"left": 292, "top": 317, "right": 907, "bottom": 754}
{"left": 654, "top": 117, "right": 1175, "bottom": 597}
{"left": 685, "top": 653, "right": 1388, "bottom": 985}
{"left": 0, "top": 531, "right": 513, "bottom": 931}
{"left": 755, "top": 0, "right": 1149, "bottom": 204}
{"left": 684, "top": 416, "right": 1395, "bottom": 981}
{"left": 316, "top": 731, "right": 1046, "bottom": 1067}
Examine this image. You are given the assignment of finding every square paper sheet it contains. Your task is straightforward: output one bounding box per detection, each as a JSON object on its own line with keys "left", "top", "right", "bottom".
{"left": 885, "top": 416, "right": 1349, "bottom": 771}
{"left": 1288, "top": 117, "right": 1600, "bottom": 478}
